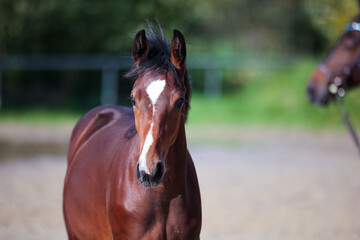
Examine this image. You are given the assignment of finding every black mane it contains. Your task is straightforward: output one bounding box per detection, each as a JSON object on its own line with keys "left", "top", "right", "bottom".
{"left": 125, "top": 23, "right": 192, "bottom": 119}
{"left": 125, "top": 23, "right": 174, "bottom": 80}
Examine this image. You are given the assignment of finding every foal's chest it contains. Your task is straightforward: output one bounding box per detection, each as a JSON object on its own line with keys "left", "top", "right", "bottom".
{"left": 114, "top": 193, "right": 197, "bottom": 240}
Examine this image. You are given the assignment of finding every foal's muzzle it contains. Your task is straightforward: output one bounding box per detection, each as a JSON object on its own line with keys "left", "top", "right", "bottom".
{"left": 307, "top": 82, "right": 330, "bottom": 105}
{"left": 136, "top": 162, "right": 165, "bottom": 187}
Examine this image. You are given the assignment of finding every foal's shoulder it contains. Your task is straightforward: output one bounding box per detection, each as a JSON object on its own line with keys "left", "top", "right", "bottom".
{"left": 67, "top": 105, "right": 134, "bottom": 162}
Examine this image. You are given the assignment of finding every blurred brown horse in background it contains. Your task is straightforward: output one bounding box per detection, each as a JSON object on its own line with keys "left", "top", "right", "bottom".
{"left": 63, "top": 24, "right": 201, "bottom": 239}
{"left": 307, "top": 3, "right": 360, "bottom": 105}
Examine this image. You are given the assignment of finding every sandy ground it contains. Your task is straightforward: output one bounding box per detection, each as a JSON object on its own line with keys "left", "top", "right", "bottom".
{"left": 1, "top": 125, "right": 360, "bottom": 239}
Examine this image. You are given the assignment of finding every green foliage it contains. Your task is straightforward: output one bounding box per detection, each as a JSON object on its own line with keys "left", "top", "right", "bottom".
{"left": 0, "top": 0, "right": 357, "bottom": 54}
{"left": 303, "top": 0, "right": 358, "bottom": 48}
{"left": 0, "top": 0, "right": 197, "bottom": 54}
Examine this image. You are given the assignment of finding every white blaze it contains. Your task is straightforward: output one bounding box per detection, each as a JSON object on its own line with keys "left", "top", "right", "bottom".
{"left": 138, "top": 79, "right": 166, "bottom": 174}
{"left": 147, "top": 80, "right": 166, "bottom": 110}
{"left": 138, "top": 123, "right": 154, "bottom": 174}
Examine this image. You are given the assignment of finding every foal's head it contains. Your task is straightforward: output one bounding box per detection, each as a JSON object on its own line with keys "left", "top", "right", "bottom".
{"left": 126, "top": 25, "right": 190, "bottom": 187}
{"left": 307, "top": 12, "right": 360, "bottom": 105}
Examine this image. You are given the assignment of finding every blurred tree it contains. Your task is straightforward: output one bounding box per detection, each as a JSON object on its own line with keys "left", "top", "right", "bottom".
{"left": 0, "top": 0, "right": 358, "bottom": 109}
{"left": 303, "top": 0, "right": 358, "bottom": 48}
{"left": 0, "top": 0, "right": 356, "bottom": 55}
{"left": 0, "top": 0, "right": 198, "bottom": 54}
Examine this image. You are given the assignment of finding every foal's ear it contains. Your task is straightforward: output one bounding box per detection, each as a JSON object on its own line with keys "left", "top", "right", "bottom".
{"left": 133, "top": 30, "right": 149, "bottom": 66}
{"left": 171, "top": 29, "right": 186, "bottom": 70}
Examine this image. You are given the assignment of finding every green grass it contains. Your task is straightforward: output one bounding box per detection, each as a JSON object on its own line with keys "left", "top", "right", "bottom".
{"left": 2, "top": 57, "right": 360, "bottom": 129}
{"left": 0, "top": 108, "right": 82, "bottom": 125}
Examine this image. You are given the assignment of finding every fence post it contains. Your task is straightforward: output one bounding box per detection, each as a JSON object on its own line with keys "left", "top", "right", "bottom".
{"left": 101, "top": 68, "right": 118, "bottom": 105}
{"left": 204, "top": 68, "right": 222, "bottom": 98}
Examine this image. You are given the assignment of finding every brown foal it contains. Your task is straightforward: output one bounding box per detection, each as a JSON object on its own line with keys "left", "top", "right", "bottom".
{"left": 63, "top": 25, "right": 201, "bottom": 239}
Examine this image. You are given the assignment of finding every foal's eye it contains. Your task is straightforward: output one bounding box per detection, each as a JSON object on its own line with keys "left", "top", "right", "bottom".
{"left": 130, "top": 96, "right": 136, "bottom": 106}
{"left": 175, "top": 98, "right": 185, "bottom": 109}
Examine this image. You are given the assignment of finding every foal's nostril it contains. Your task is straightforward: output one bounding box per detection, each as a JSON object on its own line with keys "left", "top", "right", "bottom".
{"left": 136, "top": 161, "right": 164, "bottom": 187}
{"left": 153, "top": 162, "right": 165, "bottom": 182}
{"left": 136, "top": 163, "right": 141, "bottom": 180}
{"left": 307, "top": 84, "right": 316, "bottom": 101}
